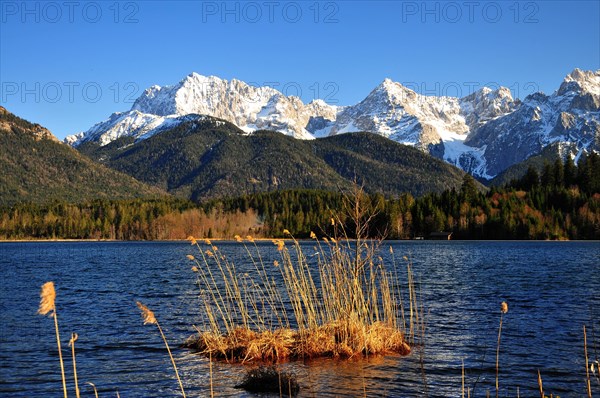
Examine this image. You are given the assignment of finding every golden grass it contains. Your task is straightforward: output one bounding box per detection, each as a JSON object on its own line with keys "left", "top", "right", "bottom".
{"left": 185, "top": 321, "right": 410, "bottom": 362}
{"left": 38, "top": 281, "right": 56, "bottom": 316}
{"left": 184, "top": 189, "right": 417, "bottom": 363}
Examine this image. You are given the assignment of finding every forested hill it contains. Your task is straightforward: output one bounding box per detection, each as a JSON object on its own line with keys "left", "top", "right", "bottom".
{"left": 0, "top": 107, "right": 166, "bottom": 205}
{"left": 2, "top": 155, "right": 599, "bottom": 240}
{"left": 78, "top": 116, "right": 469, "bottom": 200}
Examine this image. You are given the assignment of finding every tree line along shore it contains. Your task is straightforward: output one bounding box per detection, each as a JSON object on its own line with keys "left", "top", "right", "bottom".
{"left": 1, "top": 155, "right": 599, "bottom": 241}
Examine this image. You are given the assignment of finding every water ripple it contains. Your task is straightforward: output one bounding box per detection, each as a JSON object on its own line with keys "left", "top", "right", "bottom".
{"left": 1, "top": 241, "right": 598, "bottom": 397}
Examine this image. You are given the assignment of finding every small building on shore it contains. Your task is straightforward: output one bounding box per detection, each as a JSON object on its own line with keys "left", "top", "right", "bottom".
{"left": 428, "top": 231, "right": 453, "bottom": 240}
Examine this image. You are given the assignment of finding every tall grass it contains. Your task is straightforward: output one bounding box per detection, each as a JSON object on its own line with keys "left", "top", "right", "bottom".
{"left": 185, "top": 188, "right": 417, "bottom": 362}
{"left": 37, "top": 281, "right": 68, "bottom": 398}
{"left": 137, "top": 301, "right": 187, "bottom": 397}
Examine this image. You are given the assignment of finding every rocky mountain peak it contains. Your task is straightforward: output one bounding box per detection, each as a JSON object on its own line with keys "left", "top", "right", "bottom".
{"left": 459, "top": 86, "right": 516, "bottom": 131}
{"left": 373, "top": 78, "right": 418, "bottom": 104}
{"left": 558, "top": 68, "right": 600, "bottom": 97}
{"left": 67, "top": 69, "right": 599, "bottom": 180}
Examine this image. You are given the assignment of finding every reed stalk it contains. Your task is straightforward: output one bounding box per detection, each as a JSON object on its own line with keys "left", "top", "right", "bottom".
{"left": 86, "top": 382, "right": 99, "bottom": 398}
{"left": 537, "top": 369, "right": 544, "bottom": 398}
{"left": 209, "top": 351, "right": 214, "bottom": 398}
{"left": 69, "top": 333, "right": 80, "bottom": 398}
{"left": 584, "top": 325, "right": 592, "bottom": 398}
{"left": 462, "top": 359, "right": 465, "bottom": 398}
{"left": 38, "top": 282, "right": 68, "bottom": 398}
{"left": 137, "top": 302, "right": 187, "bottom": 398}
{"left": 496, "top": 302, "right": 508, "bottom": 398}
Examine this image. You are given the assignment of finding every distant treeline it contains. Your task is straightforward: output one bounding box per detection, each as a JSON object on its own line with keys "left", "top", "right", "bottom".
{"left": 1, "top": 154, "right": 599, "bottom": 240}
{"left": 0, "top": 199, "right": 262, "bottom": 240}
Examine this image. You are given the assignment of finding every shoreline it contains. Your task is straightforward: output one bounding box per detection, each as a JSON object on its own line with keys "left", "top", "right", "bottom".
{"left": 1, "top": 238, "right": 598, "bottom": 243}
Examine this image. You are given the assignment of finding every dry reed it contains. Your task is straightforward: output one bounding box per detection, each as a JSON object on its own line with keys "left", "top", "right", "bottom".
{"left": 37, "top": 281, "right": 68, "bottom": 398}
{"left": 584, "top": 325, "right": 592, "bottom": 398}
{"left": 462, "top": 359, "right": 465, "bottom": 398}
{"left": 136, "top": 301, "right": 187, "bottom": 397}
{"left": 496, "top": 301, "right": 508, "bottom": 398}
{"left": 184, "top": 188, "right": 415, "bottom": 363}
{"left": 537, "top": 369, "right": 544, "bottom": 398}
{"left": 69, "top": 333, "right": 80, "bottom": 398}
{"left": 86, "top": 382, "right": 99, "bottom": 398}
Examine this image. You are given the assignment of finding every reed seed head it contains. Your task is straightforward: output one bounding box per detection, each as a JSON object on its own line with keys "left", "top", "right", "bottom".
{"left": 187, "top": 236, "right": 197, "bottom": 245}
{"left": 283, "top": 229, "right": 291, "bottom": 235}
{"left": 69, "top": 333, "right": 78, "bottom": 346}
{"left": 234, "top": 235, "right": 243, "bottom": 242}
{"left": 186, "top": 255, "right": 195, "bottom": 261}
{"left": 137, "top": 301, "right": 157, "bottom": 325}
{"left": 191, "top": 266, "right": 199, "bottom": 273}
{"left": 205, "top": 249, "right": 214, "bottom": 257}
{"left": 273, "top": 260, "right": 279, "bottom": 267}
{"left": 330, "top": 217, "right": 335, "bottom": 226}
{"left": 310, "top": 231, "right": 317, "bottom": 239}
{"left": 500, "top": 302, "right": 508, "bottom": 314}
{"left": 204, "top": 238, "right": 212, "bottom": 245}
{"left": 389, "top": 246, "right": 394, "bottom": 254}
{"left": 273, "top": 239, "right": 285, "bottom": 251}
{"left": 37, "top": 281, "right": 56, "bottom": 316}
{"left": 246, "top": 235, "right": 254, "bottom": 243}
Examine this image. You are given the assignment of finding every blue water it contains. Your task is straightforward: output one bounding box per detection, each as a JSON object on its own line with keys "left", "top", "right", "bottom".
{"left": 0, "top": 241, "right": 599, "bottom": 397}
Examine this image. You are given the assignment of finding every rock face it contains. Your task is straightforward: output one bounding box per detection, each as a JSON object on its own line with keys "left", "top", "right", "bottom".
{"left": 465, "top": 69, "right": 600, "bottom": 176}
{"left": 66, "top": 73, "right": 339, "bottom": 146}
{"left": 67, "top": 69, "right": 600, "bottom": 179}
{"left": 0, "top": 106, "right": 59, "bottom": 142}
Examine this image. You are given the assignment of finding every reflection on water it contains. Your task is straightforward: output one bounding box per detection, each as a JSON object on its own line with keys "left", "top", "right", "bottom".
{"left": 0, "top": 241, "right": 599, "bottom": 397}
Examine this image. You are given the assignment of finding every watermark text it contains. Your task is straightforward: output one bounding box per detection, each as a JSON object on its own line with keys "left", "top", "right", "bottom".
{"left": 1, "top": 1, "right": 140, "bottom": 23}
{"left": 401, "top": 1, "right": 539, "bottom": 23}
{"left": 200, "top": 1, "right": 339, "bottom": 23}
{"left": 1, "top": 81, "right": 140, "bottom": 104}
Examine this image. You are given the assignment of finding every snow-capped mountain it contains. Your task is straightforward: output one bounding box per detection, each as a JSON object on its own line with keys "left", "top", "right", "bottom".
{"left": 320, "top": 79, "right": 517, "bottom": 178}
{"left": 465, "top": 69, "right": 600, "bottom": 176}
{"left": 67, "top": 73, "right": 338, "bottom": 145}
{"left": 67, "top": 69, "right": 599, "bottom": 179}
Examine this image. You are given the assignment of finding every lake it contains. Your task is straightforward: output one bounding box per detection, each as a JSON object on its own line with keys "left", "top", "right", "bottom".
{"left": 1, "top": 241, "right": 599, "bottom": 397}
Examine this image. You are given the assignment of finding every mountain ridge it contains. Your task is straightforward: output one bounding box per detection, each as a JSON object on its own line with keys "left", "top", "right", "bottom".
{"left": 66, "top": 69, "right": 600, "bottom": 179}
{"left": 0, "top": 107, "right": 166, "bottom": 205}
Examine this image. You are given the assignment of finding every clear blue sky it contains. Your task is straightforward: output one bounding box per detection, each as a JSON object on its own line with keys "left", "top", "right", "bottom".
{"left": 1, "top": 0, "right": 599, "bottom": 140}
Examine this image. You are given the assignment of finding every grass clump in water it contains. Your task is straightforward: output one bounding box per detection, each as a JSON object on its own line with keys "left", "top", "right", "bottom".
{"left": 184, "top": 187, "right": 417, "bottom": 363}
